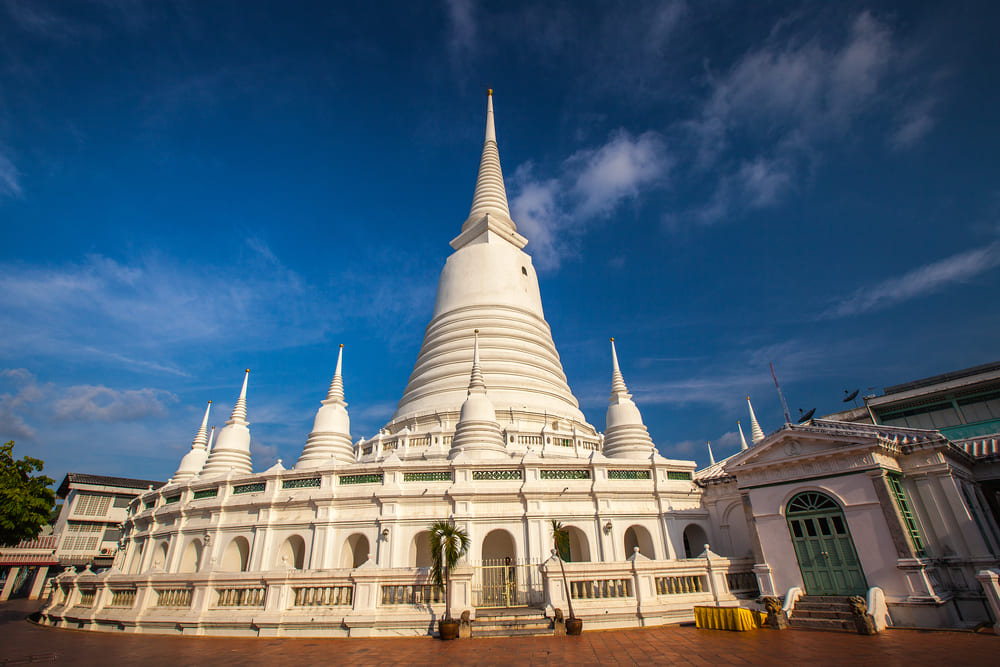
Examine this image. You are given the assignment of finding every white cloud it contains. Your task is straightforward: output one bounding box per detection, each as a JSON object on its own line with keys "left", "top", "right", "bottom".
{"left": 687, "top": 11, "right": 901, "bottom": 222}
{"left": 890, "top": 97, "right": 936, "bottom": 150}
{"left": 0, "top": 152, "right": 21, "bottom": 199}
{"left": 823, "top": 241, "right": 1000, "bottom": 319}
{"left": 445, "top": 0, "right": 476, "bottom": 61}
{"left": 53, "top": 385, "right": 176, "bottom": 422}
{"left": 510, "top": 131, "right": 669, "bottom": 270}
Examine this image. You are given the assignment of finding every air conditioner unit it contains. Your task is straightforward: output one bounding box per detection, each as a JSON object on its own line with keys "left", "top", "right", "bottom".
{"left": 100, "top": 547, "right": 114, "bottom": 555}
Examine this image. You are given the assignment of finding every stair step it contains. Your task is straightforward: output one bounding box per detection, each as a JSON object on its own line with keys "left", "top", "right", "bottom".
{"left": 475, "top": 608, "right": 546, "bottom": 619}
{"left": 795, "top": 603, "right": 852, "bottom": 612}
{"left": 474, "top": 621, "right": 552, "bottom": 631}
{"left": 800, "top": 595, "right": 853, "bottom": 603}
{"left": 789, "top": 617, "right": 854, "bottom": 632}
{"left": 792, "top": 609, "right": 854, "bottom": 620}
{"left": 474, "top": 627, "right": 553, "bottom": 638}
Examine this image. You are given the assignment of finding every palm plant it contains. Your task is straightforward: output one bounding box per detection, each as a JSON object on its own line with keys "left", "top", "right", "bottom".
{"left": 428, "top": 519, "right": 470, "bottom": 621}
{"left": 550, "top": 520, "right": 576, "bottom": 620}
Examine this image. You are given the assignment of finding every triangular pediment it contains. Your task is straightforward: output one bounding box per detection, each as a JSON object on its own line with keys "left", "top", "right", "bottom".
{"left": 724, "top": 422, "right": 882, "bottom": 474}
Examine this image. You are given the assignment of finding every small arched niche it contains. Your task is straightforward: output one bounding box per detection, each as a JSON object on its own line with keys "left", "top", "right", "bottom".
{"left": 178, "top": 539, "right": 203, "bottom": 573}
{"left": 342, "top": 533, "right": 370, "bottom": 568}
{"left": 221, "top": 535, "right": 251, "bottom": 572}
{"left": 410, "top": 530, "right": 433, "bottom": 568}
{"left": 275, "top": 534, "right": 306, "bottom": 570}
{"left": 623, "top": 525, "right": 655, "bottom": 559}
{"left": 682, "top": 524, "right": 708, "bottom": 558}
{"left": 152, "top": 541, "right": 169, "bottom": 571}
{"left": 564, "top": 526, "right": 591, "bottom": 563}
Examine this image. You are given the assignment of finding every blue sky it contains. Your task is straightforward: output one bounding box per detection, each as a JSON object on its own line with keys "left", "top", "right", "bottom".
{"left": 2, "top": 0, "right": 999, "bottom": 485}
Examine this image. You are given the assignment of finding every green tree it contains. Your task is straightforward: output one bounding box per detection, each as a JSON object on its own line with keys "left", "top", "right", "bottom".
{"left": 551, "top": 520, "right": 576, "bottom": 620}
{"left": 0, "top": 441, "right": 55, "bottom": 547}
{"left": 428, "top": 519, "right": 470, "bottom": 621}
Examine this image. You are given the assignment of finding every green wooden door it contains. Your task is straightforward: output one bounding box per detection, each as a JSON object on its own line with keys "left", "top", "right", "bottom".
{"left": 786, "top": 492, "right": 867, "bottom": 596}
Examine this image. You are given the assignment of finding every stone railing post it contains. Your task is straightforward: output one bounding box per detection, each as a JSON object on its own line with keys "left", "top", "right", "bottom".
{"left": 450, "top": 565, "right": 474, "bottom": 619}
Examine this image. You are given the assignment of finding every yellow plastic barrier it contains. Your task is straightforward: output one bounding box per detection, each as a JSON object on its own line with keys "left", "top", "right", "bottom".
{"left": 694, "top": 605, "right": 766, "bottom": 632}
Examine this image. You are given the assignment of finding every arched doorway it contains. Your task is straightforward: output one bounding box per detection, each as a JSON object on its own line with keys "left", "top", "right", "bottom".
{"left": 275, "top": 535, "right": 306, "bottom": 570}
{"left": 786, "top": 491, "right": 866, "bottom": 595}
{"left": 682, "top": 524, "right": 708, "bottom": 558}
{"left": 623, "top": 525, "right": 655, "bottom": 559}
{"left": 221, "top": 536, "right": 250, "bottom": 571}
{"left": 341, "top": 533, "right": 370, "bottom": 568}
{"left": 410, "top": 530, "right": 433, "bottom": 568}
{"left": 478, "top": 529, "right": 519, "bottom": 608}
{"left": 563, "top": 526, "right": 591, "bottom": 562}
{"left": 178, "top": 539, "right": 202, "bottom": 573}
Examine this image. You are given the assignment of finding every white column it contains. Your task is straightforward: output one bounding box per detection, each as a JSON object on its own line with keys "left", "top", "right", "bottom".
{"left": 0, "top": 567, "right": 21, "bottom": 600}
{"left": 28, "top": 566, "right": 50, "bottom": 600}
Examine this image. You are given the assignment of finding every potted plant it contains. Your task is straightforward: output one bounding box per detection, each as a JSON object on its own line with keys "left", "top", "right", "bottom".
{"left": 551, "top": 520, "right": 583, "bottom": 635}
{"left": 429, "top": 519, "right": 470, "bottom": 640}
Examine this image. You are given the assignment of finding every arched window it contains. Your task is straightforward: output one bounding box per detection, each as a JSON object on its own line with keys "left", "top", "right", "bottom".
{"left": 623, "top": 525, "right": 655, "bottom": 559}
{"left": 682, "top": 524, "right": 708, "bottom": 558}
{"left": 342, "top": 533, "right": 370, "bottom": 568}
{"left": 410, "top": 530, "right": 433, "bottom": 568}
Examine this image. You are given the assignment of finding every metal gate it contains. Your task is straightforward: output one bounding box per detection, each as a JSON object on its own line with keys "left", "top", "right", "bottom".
{"left": 473, "top": 558, "right": 543, "bottom": 608}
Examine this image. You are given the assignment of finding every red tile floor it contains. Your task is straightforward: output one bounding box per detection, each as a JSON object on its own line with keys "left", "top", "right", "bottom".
{"left": 2, "top": 599, "right": 996, "bottom": 666}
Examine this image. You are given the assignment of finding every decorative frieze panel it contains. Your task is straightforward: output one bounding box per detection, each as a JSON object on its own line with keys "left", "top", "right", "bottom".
{"left": 192, "top": 488, "right": 218, "bottom": 500}
{"left": 403, "top": 471, "right": 452, "bottom": 482}
{"left": 539, "top": 469, "right": 590, "bottom": 480}
{"left": 667, "top": 471, "right": 693, "bottom": 481}
{"left": 233, "top": 481, "right": 266, "bottom": 495}
{"left": 338, "top": 473, "right": 383, "bottom": 485}
{"left": 164, "top": 494, "right": 180, "bottom": 504}
{"left": 608, "top": 469, "right": 651, "bottom": 480}
{"left": 283, "top": 477, "right": 321, "bottom": 489}
{"left": 472, "top": 470, "right": 523, "bottom": 481}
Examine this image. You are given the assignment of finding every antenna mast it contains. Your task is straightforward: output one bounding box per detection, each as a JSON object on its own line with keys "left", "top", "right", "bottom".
{"left": 770, "top": 362, "right": 792, "bottom": 424}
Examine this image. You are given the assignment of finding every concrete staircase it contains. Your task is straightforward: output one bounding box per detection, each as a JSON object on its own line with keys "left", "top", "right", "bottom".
{"left": 789, "top": 596, "right": 857, "bottom": 632}
{"left": 473, "top": 608, "right": 553, "bottom": 637}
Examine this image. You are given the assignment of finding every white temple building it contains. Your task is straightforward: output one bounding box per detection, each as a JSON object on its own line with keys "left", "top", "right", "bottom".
{"left": 39, "top": 93, "right": 1000, "bottom": 637}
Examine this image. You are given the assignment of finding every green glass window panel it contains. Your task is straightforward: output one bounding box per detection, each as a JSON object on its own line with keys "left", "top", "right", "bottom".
{"left": 164, "top": 495, "right": 180, "bottom": 504}
{"left": 283, "top": 477, "right": 322, "bottom": 489}
{"left": 233, "top": 482, "right": 266, "bottom": 494}
{"left": 887, "top": 475, "right": 926, "bottom": 556}
{"left": 193, "top": 488, "right": 218, "bottom": 500}
{"left": 667, "top": 471, "right": 692, "bottom": 481}
{"left": 608, "top": 469, "right": 651, "bottom": 480}
{"left": 472, "top": 470, "right": 523, "bottom": 481}
{"left": 787, "top": 491, "right": 839, "bottom": 514}
{"left": 338, "top": 473, "right": 383, "bottom": 485}
{"left": 402, "top": 471, "right": 452, "bottom": 482}
{"left": 540, "top": 469, "right": 590, "bottom": 480}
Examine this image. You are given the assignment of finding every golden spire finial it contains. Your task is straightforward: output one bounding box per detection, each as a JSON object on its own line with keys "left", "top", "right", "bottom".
{"left": 339, "top": 343, "right": 344, "bottom": 348}
{"left": 487, "top": 88, "right": 493, "bottom": 96}
{"left": 610, "top": 337, "right": 615, "bottom": 342}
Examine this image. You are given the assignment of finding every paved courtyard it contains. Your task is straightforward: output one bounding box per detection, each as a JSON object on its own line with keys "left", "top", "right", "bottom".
{"left": 1, "top": 599, "right": 996, "bottom": 666}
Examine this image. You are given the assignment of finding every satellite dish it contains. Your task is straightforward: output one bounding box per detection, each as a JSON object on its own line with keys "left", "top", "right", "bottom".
{"left": 843, "top": 389, "right": 859, "bottom": 403}
{"left": 797, "top": 408, "right": 816, "bottom": 423}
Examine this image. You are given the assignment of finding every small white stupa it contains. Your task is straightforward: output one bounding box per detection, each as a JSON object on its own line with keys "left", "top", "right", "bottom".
{"left": 201, "top": 370, "right": 253, "bottom": 476}
{"left": 171, "top": 401, "right": 212, "bottom": 483}
{"left": 297, "top": 344, "right": 354, "bottom": 468}
{"left": 738, "top": 420, "right": 749, "bottom": 451}
{"left": 602, "top": 338, "right": 656, "bottom": 459}
{"left": 747, "top": 396, "right": 765, "bottom": 445}
{"left": 449, "top": 330, "right": 506, "bottom": 459}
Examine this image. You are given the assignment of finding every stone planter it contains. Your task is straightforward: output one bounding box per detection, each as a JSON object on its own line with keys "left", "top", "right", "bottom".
{"left": 439, "top": 618, "right": 460, "bottom": 640}
{"left": 566, "top": 617, "right": 583, "bottom": 636}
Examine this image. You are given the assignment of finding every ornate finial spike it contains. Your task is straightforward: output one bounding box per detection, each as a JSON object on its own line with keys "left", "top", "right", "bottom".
{"left": 487, "top": 88, "right": 493, "bottom": 96}
{"left": 339, "top": 343, "right": 344, "bottom": 348}
{"left": 610, "top": 337, "right": 614, "bottom": 342}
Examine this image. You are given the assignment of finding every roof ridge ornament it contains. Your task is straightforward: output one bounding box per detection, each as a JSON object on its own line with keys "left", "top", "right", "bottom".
{"left": 747, "top": 396, "right": 765, "bottom": 444}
